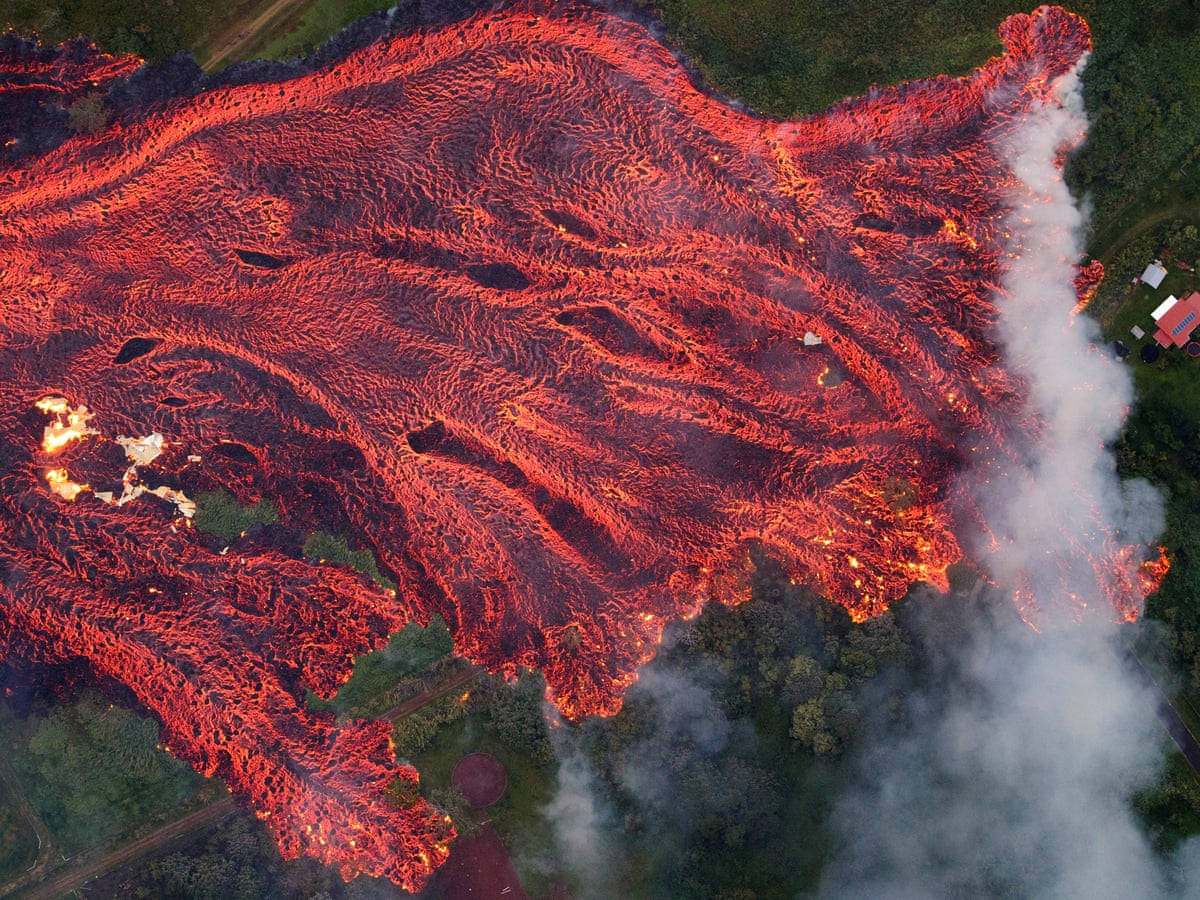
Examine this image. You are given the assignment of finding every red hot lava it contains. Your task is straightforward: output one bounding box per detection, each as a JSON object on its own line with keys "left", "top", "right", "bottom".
{"left": 0, "top": 2, "right": 1157, "bottom": 889}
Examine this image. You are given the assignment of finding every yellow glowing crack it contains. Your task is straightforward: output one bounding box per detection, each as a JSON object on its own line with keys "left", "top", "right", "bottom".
{"left": 35, "top": 400, "right": 195, "bottom": 518}
{"left": 37, "top": 396, "right": 99, "bottom": 454}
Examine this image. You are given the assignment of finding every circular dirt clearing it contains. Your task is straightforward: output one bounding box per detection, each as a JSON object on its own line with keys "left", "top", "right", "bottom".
{"left": 452, "top": 752, "right": 508, "bottom": 809}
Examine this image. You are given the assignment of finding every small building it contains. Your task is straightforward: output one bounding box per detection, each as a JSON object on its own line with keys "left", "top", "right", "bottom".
{"left": 1131, "top": 325, "right": 1145, "bottom": 340}
{"left": 1141, "top": 261, "right": 1168, "bottom": 289}
{"left": 1154, "top": 292, "right": 1200, "bottom": 348}
{"left": 1152, "top": 295, "right": 1179, "bottom": 321}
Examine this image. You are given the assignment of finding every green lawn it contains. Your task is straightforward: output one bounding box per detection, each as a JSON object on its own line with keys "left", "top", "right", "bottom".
{"left": 242, "top": 0, "right": 360, "bottom": 62}
{"left": 1100, "top": 268, "right": 1199, "bottom": 351}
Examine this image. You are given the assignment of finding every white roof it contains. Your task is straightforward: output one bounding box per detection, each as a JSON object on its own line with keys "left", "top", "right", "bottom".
{"left": 1142, "top": 262, "right": 1168, "bottom": 289}
{"left": 1152, "top": 295, "right": 1179, "bottom": 321}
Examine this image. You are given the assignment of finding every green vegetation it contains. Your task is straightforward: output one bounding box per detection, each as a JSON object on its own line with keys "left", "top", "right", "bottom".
{"left": 403, "top": 559, "right": 915, "bottom": 897}
{"left": 307, "top": 614, "right": 454, "bottom": 718}
{"left": 1067, "top": 14, "right": 1200, "bottom": 249}
{"left": 651, "top": 0, "right": 1024, "bottom": 118}
{"left": 651, "top": 2, "right": 1200, "bottom": 244}
{"left": 1136, "top": 752, "right": 1200, "bottom": 853}
{"left": 426, "top": 784, "right": 480, "bottom": 838}
{"left": 192, "top": 490, "right": 278, "bottom": 542}
{"left": 1089, "top": 221, "right": 1200, "bottom": 720}
{"left": 391, "top": 691, "right": 465, "bottom": 758}
{"left": 409, "top": 672, "right": 560, "bottom": 892}
{"left": 4, "top": 693, "right": 208, "bottom": 855}
{"left": 466, "top": 668, "right": 555, "bottom": 765}
{"left": 649, "top": 0, "right": 1200, "bottom": 865}
{"left": 243, "top": 0, "right": 379, "bottom": 63}
{"left": 123, "top": 811, "right": 355, "bottom": 899}
{"left": 0, "top": 790, "right": 36, "bottom": 883}
{"left": 0, "top": 0, "right": 262, "bottom": 61}
{"left": 302, "top": 531, "right": 395, "bottom": 591}
{"left": 577, "top": 555, "right": 910, "bottom": 897}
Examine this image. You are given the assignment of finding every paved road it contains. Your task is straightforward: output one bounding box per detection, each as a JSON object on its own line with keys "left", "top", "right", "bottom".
{"left": 15, "top": 665, "right": 482, "bottom": 898}
{"left": 1122, "top": 646, "right": 1200, "bottom": 773}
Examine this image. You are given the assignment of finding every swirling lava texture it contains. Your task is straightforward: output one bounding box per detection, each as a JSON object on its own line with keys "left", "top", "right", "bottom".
{"left": 0, "top": 1, "right": 1135, "bottom": 888}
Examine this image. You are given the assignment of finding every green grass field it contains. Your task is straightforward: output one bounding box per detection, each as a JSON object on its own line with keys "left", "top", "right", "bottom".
{"left": 241, "top": 0, "right": 369, "bottom": 62}
{"left": 410, "top": 713, "right": 560, "bottom": 895}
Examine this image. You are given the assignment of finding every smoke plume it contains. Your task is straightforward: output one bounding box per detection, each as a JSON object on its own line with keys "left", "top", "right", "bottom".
{"left": 820, "top": 56, "right": 1193, "bottom": 898}
{"left": 541, "top": 723, "right": 618, "bottom": 899}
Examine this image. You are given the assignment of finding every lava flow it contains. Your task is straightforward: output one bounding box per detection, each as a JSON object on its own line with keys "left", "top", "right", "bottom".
{"left": 0, "top": 1, "right": 1159, "bottom": 889}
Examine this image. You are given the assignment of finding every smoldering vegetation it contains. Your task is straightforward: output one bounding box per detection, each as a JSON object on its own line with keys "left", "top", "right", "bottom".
{"left": 536, "top": 553, "right": 920, "bottom": 898}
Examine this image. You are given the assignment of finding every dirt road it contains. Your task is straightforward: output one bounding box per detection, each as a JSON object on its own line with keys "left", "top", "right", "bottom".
{"left": 17, "top": 665, "right": 482, "bottom": 898}
{"left": 200, "top": 0, "right": 311, "bottom": 72}
{"left": 18, "top": 795, "right": 236, "bottom": 900}
{"left": 0, "top": 750, "right": 56, "bottom": 897}
{"left": 380, "top": 664, "right": 481, "bottom": 723}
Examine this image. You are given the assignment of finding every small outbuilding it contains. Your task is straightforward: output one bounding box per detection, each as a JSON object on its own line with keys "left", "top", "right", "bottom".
{"left": 1141, "top": 261, "right": 1168, "bottom": 289}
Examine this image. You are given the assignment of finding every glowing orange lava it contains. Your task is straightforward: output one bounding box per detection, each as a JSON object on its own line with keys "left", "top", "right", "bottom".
{"left": 0, "top": 2, "right": 1150, "bottom": 890}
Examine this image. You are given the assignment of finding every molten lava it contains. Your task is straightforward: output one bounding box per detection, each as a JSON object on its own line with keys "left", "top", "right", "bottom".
{"left": 0, "top": 1, "right": 1155, "bottom": 889}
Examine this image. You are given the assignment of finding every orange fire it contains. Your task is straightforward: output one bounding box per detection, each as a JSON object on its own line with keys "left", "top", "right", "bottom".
{"left": 0, "top": 2, "right": 1142, "bottom": 891}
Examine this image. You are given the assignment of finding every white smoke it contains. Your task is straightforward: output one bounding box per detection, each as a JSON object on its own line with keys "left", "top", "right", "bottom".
{"left": 821, "top": 57, "right": 1197, "bottom": 899}
{"left": 540, "top": 712, "right": 618, "bottom": 899}
{"left": 980, "top": 56, "right": 1164, "bottom": 607}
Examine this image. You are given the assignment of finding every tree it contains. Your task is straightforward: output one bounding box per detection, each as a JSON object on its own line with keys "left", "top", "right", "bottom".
{"left": 783, "top": 654, "right": 825, "bottom": 705}
{"left": 302, "top": 532, "right": 395, "bottom": 590}
{"left": 391, "top": 694, "right": 464, "bottom": 758}
{"left": 16, "top": 694, "right": 203, "bottom": 854}
{"left": 789, "top": 699, "right": 831, "bottom": 752}
{"left": 472, "top": 669, "right": 553, "bottom": 764}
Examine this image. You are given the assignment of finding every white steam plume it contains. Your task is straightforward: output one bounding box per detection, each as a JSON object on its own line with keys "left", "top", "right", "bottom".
{"left": 820, "top": 56, "right": 1195, "bottom": 899}
{"left": 540, "top": 711, "right": 618, "bottom": 899}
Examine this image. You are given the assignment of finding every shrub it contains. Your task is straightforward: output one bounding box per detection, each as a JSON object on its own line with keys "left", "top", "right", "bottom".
{"left": 192, "top": 491, "right": 277, "bottom": 542}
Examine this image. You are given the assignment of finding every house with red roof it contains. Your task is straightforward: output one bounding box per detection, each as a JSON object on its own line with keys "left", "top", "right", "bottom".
{"left": 1153, "top": 292, "right": 1200, "bottom": 348}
